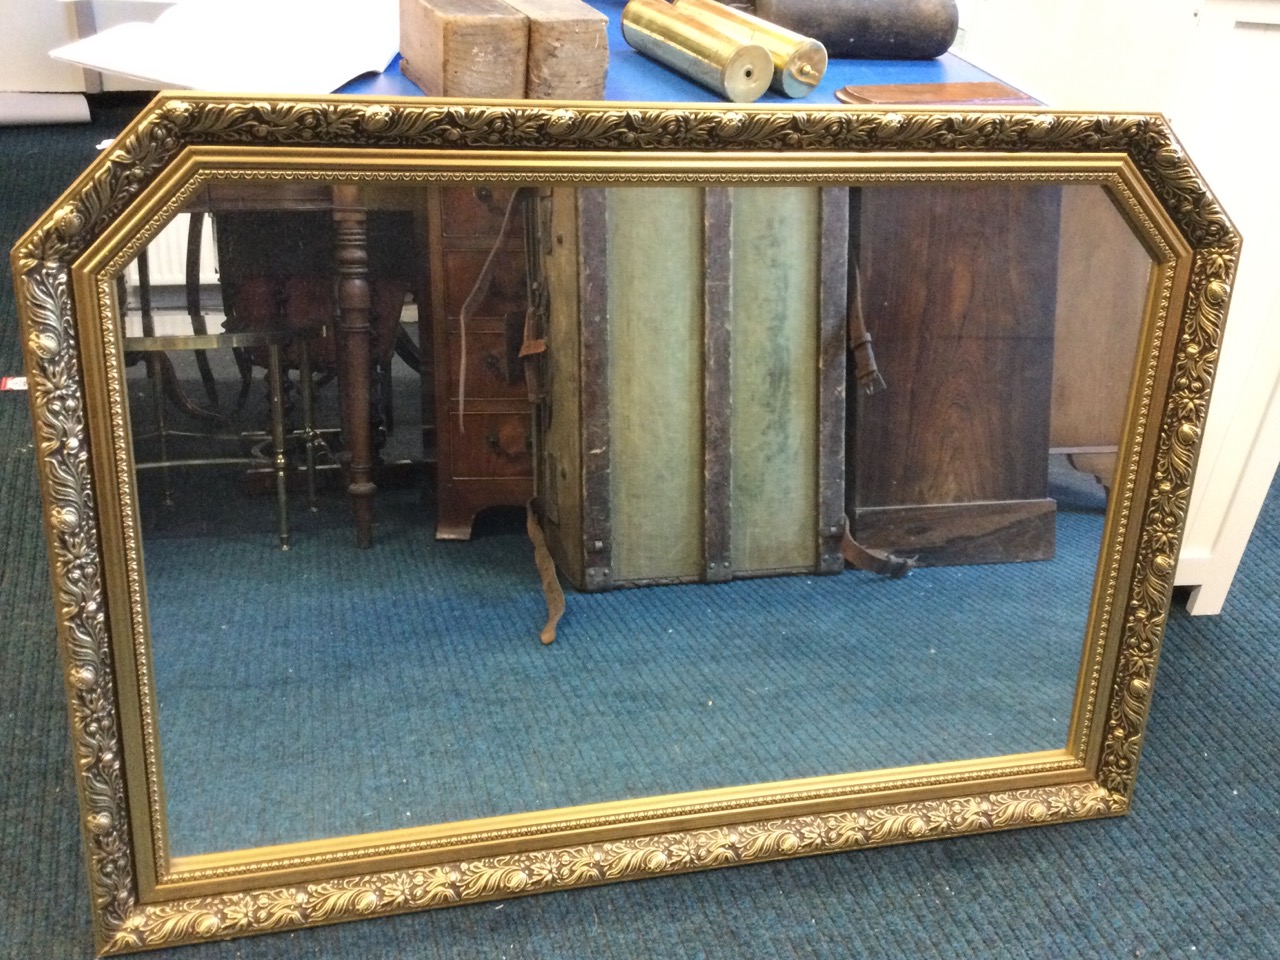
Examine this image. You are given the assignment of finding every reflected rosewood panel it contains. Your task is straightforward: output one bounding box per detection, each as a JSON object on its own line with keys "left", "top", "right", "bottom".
{"left": 850, "top": 183, "right": 1061, "bottom": 566}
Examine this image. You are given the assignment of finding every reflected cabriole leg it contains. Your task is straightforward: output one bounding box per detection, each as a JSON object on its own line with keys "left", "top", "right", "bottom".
{"left": 266, "top": 343, "right": 291, "bottom": 551}
{"left": 138, "top": 249, "right": 174, "bottom": 508}
{"left": 299, "top": 338, "right": 319, "bottom": 512}
{"left": 185, "top": 210, "right": 218, "bottom": 405}
{"left": 333, "top": 185, "right": 375, "bottom": 548}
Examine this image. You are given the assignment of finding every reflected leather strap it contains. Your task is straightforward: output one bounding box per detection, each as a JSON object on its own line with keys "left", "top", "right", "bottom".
{"left": 520, "top": 303, "right": 547, "bottom": 403}
{"left": 841, "top": 514, "right": 915, "bottom": 578}
{"left": 844, "top": 260, "right": 903, "bottom": 575}
{"left": 848, "top": 259, "right": 887, "bottom": 396}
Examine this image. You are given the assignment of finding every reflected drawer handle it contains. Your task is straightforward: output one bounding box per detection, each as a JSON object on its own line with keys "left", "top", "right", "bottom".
{"left": 485, "top": 431, "right": 532, "bottom": 459}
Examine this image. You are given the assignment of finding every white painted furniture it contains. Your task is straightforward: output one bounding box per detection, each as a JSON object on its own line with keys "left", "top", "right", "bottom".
{"left": 955, "top": 0, "right": 1280, "bottom": 613}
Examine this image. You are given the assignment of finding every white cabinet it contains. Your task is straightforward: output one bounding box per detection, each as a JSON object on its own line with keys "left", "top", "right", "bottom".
{"left": 956, "top": 0, "right": 1280, "bottom": 613}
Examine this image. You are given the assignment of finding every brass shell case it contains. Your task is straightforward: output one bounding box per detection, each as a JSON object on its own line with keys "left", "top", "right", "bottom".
{"left": 673, "top": 0, "right": 827, "bottom": 97}
{"left": 621, "top": 0, "right": 773, "bottom": 103}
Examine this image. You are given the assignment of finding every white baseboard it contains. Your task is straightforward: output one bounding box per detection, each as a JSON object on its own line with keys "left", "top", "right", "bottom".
{"left": 0, "top": 92, "right": 90, "bottom": 126}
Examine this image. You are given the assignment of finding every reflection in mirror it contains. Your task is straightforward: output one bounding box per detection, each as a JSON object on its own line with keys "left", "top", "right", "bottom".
{"left": 118, "top": 177, "right": 1152, "bottom": 861}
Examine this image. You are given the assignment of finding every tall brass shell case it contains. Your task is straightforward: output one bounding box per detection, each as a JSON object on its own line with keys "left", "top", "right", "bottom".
{"left": 622, "top": 0, "right": 773, "bottom": 102}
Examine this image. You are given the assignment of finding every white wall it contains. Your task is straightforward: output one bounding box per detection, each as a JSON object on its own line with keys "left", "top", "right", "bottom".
{"left": 1, "top": 0, "right": 173, "bottom": 94}
{"left": 0, "top": 0, "right": 85, "bottom": 92}
{"left": 952, "top": 0, "right": 1203, "bottom": 111}
{"left": 955, "top": 0, "right": 1280, "bottom": 613}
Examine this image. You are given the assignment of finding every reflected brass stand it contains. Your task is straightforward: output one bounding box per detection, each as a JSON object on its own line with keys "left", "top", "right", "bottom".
{"left": 124, "top": 329, "right": 314, "bottom": 550}
{"left": 126, "top": 225, "right": 332, "bottom": 550}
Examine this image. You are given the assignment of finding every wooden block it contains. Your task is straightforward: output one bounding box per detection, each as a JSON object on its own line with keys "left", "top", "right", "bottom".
{"left": 399, "top": 0, "right": 528, "bottom": 98}
{"left": 503, "top": 0, "right": 609, "bottom": 100}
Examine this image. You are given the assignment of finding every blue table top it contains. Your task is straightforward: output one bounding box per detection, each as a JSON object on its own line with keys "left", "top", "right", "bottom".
{"left": 339, "top": 0, "right": 994, "bottom": 103}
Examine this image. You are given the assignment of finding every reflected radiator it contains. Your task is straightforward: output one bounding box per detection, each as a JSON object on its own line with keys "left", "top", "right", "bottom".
{"left": 123, "top": 213, "right": 219, "bottom": 290}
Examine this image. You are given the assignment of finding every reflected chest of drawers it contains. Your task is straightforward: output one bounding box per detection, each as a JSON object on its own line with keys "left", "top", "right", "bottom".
{"left": 425, "top": 184, "right": 535, "bottom": 540}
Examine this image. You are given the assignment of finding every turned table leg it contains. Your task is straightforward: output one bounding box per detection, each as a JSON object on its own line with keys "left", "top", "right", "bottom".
{"left": 333, "top": 185, "right": 375, "bottom": 548}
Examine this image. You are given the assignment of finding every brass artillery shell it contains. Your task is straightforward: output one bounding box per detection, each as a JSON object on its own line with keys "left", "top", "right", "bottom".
{"left": 673, "top": 0, "right": 827, "bottom": 97}
{"left": 621, "top": 0, "right": 773, "bottom": 103}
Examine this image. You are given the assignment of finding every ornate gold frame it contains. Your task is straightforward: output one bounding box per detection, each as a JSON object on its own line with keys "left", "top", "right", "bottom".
{"left": 11, "top": 94, "right": 1237, "bottom": 955}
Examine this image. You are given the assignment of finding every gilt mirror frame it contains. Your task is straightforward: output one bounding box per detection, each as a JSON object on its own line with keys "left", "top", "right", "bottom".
{"left": 12, "top": 93, "right": 1238, "bottom": 955}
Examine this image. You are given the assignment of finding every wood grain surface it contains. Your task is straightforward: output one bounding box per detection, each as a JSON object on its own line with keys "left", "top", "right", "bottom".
{"left": 850, "top": 183, "right": 1061, "bottom": 564}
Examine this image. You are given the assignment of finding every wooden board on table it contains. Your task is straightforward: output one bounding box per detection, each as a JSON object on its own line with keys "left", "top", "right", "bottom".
{"left": 835, "top": 80, "right": 1037, "bottom": 105}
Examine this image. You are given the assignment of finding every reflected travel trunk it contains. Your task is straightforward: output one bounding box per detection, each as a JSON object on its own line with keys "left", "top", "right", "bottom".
{"left": 535, "top": 184, "right": 847, "bottom": 590}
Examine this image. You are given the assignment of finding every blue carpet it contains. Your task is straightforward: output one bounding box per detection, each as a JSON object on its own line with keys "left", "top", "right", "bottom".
{"left": 143, "top": 485, "right": 1093, "bottom": 856}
